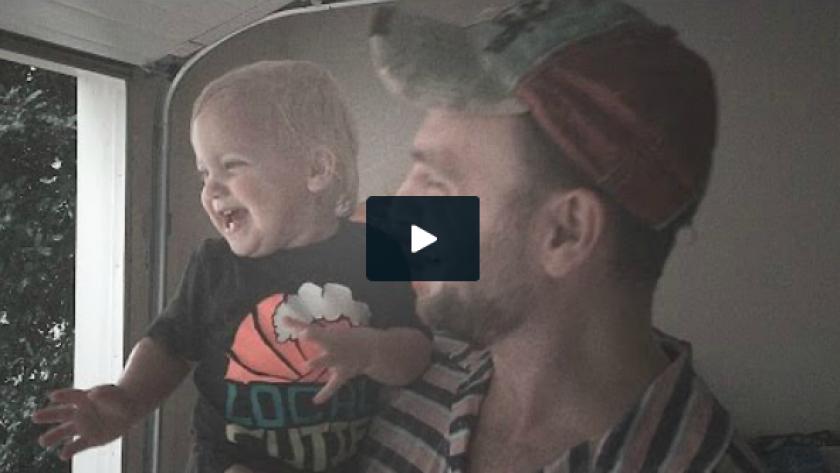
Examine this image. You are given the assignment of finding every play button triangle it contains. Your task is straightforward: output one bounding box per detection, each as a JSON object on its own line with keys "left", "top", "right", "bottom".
{"left": 411, "top": 224, "right": 437, "bottom": 254}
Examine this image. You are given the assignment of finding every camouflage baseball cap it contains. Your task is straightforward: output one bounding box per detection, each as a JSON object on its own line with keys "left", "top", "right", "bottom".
{"left": 370, "top": 0, "right": 717, "bottom": 229}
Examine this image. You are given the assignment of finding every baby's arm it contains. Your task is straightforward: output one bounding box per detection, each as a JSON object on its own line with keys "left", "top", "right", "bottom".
{"left": 281, "top": 319, "right": 431, "bottom": 403}
{"left": 361, "top": 327, "right": 432, "bottom": 385}
{"left": 32, "top": 337, "right": 191, "bottom": 460}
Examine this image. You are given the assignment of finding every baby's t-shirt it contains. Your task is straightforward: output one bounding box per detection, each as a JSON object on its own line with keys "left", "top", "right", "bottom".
{"left": 147, "top": 220, "right": 423, "bottom": 473}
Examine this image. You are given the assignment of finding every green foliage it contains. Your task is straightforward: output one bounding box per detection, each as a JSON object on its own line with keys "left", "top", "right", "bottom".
{"left": 0, "top": 59, "right": 76, "bottom": 473}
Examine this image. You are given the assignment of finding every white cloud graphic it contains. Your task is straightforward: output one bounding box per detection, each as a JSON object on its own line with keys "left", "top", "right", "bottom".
{"left": 272, "top": 282, "right": 371, "bottom": 342}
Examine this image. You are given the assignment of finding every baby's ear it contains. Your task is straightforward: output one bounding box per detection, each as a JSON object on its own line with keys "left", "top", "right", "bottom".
{"left": 306, "top": 146, "right": 338, "bottom": 193}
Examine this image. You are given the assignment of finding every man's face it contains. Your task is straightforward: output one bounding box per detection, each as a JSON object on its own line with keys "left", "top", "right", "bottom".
{"left": 192, "top": 97, "right": 313, "bottom": 257}
{"left": 397, "top": 110, "right": 539, "bottom": 346}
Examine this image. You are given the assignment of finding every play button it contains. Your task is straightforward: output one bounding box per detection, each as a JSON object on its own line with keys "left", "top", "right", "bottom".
{"left": 411, "top": 225, "right": 437, "bottom": 253}
{"left": 366, "top": 196, "right": 479, "bottom": 281}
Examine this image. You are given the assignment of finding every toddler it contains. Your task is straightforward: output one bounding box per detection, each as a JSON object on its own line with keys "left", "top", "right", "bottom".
{"left": 33, "top": 60, "right": 431, "bottom": 473}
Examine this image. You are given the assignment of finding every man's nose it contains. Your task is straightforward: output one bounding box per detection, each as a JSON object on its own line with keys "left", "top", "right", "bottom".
{"left": 395, "top": 179, "right": 414, "bottom": 197}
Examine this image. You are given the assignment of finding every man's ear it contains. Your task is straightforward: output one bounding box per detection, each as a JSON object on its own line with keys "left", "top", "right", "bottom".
{"left": 535, "top": 188, "right": 606, "bottom": 278}
{"left": 306, "top": 146, "right": 337, "bottom": 193}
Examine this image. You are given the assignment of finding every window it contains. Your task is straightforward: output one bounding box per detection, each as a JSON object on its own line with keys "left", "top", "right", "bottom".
{"left": 0, "top": 49, "right": 125, "bottom": 473}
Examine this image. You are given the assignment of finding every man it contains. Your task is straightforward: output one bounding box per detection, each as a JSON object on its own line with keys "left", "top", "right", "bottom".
{"left": 358, "top": 0, "right": 765, "bottom": 472}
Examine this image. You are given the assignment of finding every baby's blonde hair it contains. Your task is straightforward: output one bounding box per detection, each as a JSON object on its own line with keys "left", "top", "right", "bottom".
{"left": 192, "top": 60, "right": 359, "bottom": 217}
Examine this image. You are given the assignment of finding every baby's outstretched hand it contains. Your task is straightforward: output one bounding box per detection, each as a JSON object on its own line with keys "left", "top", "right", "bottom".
{"left": 31, "top": 385, "right": 136, "bottom": 460}
{"left": 281, "top": 317, "right": 374, "bottom": 404}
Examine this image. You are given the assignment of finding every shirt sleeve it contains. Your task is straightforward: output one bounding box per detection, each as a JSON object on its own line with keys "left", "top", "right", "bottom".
{"left": 145, "top": 241, "right": 214, "bottom": 362}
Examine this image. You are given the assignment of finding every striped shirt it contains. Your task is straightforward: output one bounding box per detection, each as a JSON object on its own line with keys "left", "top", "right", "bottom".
{"left": 358, "top": 331, "right": 765, "bottom": 473}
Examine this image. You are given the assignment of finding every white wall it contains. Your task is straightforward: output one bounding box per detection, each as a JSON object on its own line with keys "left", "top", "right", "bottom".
{"left": 162, "top": 5, "right": 839, "bottom": 467}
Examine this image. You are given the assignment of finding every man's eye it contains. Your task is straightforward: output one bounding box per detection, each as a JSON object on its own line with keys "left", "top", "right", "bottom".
{"left": 197, "top": 169, "right": 209, "bottom": 182}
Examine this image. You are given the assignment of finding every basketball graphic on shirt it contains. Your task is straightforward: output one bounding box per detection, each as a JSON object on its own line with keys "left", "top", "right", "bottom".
{"left": 225, "top": 282, "right": 371, "bottom": 384}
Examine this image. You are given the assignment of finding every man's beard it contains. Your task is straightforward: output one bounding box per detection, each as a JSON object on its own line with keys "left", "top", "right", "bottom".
{"left": 416, "top": 281, "right": 530, "bottom": 348}
{"left": 416, "top": 198, "right": 537, "bottom": 347}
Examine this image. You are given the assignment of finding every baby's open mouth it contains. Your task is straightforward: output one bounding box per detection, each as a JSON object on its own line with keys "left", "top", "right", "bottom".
{"left": 221, "top": 208, "right": 246, "bottom": 233}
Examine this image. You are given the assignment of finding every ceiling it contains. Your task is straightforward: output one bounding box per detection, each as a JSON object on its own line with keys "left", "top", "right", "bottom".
{"left": 0, "top": 0, "right": 308, "bottom": 67}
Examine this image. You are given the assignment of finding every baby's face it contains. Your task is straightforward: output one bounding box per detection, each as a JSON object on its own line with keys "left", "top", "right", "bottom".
{"left": 192, "top": 100, "right": 313, "bottom": 257}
